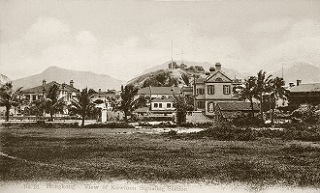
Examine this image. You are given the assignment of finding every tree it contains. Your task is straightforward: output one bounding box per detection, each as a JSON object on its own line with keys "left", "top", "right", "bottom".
{"left": 255, "top": 70, "right": 273, "bottom": 120}
{"left": 269, "top": 76, "right": 287, "bottom": 124}
{"left": 174, "top": 95, "right": 195, "bottom": 125}
{"left": 43, "top": 84, "right": 66, "bottom": 121}
{"left": 181, "top": 73, "right": 190, "bottom": 86}
{"left": 118, "top": 84, "right": 138, "bottom": 122}
{"left": 235, "top": 76, "right": 257, "bottom": 118}
{"left": 69, "top": 87, "right": 96, "bottom": 127}
{"left": 0, "top": 82, "right": 23, "bottom": 121}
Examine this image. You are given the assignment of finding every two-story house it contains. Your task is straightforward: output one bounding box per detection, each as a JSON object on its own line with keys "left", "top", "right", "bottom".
{"left": 193, "top": 63, "right": 241, "bottom": 116}
{"left": 134, "top": 86, "right": 180, "bottom": 120}
{"left": 20, "top": 80, "right": 79, "bottom": 105}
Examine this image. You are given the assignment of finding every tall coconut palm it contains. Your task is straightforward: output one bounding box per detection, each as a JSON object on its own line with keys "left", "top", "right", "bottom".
{"left": 0, "top": 82, "right": 23, "bottom": 121}
{"left": 235, "top": 76, "right": 257, "bottom": 118}
{"left": 269, "top": 76, "right": 287, "bottom": 123}
{"left": 118, "top": 84, "right": 138, "bottom": 121}
{"left": 255, "top": 70, "right": 273, "bottom": 120}
{"left": 69, "top": 87, "right": 96, "bottom": 127}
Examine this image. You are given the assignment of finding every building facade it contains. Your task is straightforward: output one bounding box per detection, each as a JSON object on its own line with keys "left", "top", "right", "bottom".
{"left": 20, "top": 80, "right": 79, "bottom": 105}
{"left": 193, "top": 63, "right": 241, "bottom": 116}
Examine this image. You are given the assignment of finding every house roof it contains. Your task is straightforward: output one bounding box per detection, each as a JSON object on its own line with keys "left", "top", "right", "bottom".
{"left": 221, "top": 111, "right": 245, "bottom": 119}
{"left": 195, "top": 77, "right": 206, "bottom": 84}
{"left": 21, "top": 81, "right": 78, "bottom": 94}
{"left": 151, "top": 97, "right": 175, "bottom": 102}
{"left": 205, "top": 70, "right": 232, "bottom": 83}
{"left": 138, "top": 86, "right": 181, "bottom": 95}
{"left": 217, "top": 102, "right": 260, "bottom": 111}
{"left": 135, "top": 107, "right": 150, "bottom": 113}
{"left": 290, "top": 83, "right": 320, "bottom": 93}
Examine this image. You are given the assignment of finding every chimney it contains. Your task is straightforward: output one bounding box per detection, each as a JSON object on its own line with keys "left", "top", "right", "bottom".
{"left": 215, "top": 62, "right": 221, "bottom": 71}
{"left": 42, "top": 79, "right": 46, "bottom": 85}
{"left": 62, "top": 82, "right": 66, "bottom": 89}
{"left": 296, "top": 79, "right": 302, "bottom": 86}
{"left": 209, "top": 67, "right": 215, "bottom": 73}
{"left": 289, "top": 82, "right": 295, "bottom": 87}
{"left": 98, "top": 89, "right": 101, "bottom": 97}
{"left": 70, "top": 80, "right": 74, "bottom": 87}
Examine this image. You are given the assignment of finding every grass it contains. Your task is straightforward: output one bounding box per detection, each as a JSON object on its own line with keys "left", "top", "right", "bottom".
{"left": 1, "top": 127, "right": 320, "bottom": 188}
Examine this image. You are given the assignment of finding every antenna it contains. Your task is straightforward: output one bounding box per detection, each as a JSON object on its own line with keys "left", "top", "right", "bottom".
{"left": 282, "top": 63, "right": 283, "bottom": 79}
{"left": 171, "top": 40, "right": 173, "bottom": 64}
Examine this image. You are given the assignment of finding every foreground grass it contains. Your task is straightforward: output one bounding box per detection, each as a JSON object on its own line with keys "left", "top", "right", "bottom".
{"left": 1, "top": 127, "right": 320, "bottom": 188}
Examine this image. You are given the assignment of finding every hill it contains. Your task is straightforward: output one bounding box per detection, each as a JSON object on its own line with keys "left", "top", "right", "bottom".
{"left": 142, "top": 60, "right": 248, "bottom": 80}
{"left": 272, "top": 62, "right": 320, "bottom": 84}
{"left": 0, "top": 74, "right": 11, "bottom": 84}
{"left": 128, "top": 60, "right": 247, "bottom": 87}
{"left": 12, "top": 66, "right": 125, "bottom": 91}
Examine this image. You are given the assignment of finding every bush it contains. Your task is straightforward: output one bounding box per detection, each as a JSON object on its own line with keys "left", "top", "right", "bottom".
{"left": 168, "top": 130, "right": 177, "bottom": 136}
{"left": 2, "top": 122, "right": 79, "bottom": 128}
{"left": 179, "top": 122, "right": 213, "bottom": 128}
{"left": 83, "top": 122, "right": 134, "bottom": 128}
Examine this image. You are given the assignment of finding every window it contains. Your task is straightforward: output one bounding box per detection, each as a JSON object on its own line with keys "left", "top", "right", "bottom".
{"left": 197, "top": 101, "right": 205, "bottom": 109}
{"left": 167, "top": 103, "right": 171, "bottom": 108}
{"left": 223, "top": 85, "right": 231, "bottom": 95}
{"left": 32, "top": 95, "right": 37, "bottom": 101}
{"left": 154, "top": 103, "right": 158, "bottom": 108}
{"left": 215, "top": 77, "right": 223, "bottom": 82}
{"left": 197, "top": 88, "right": 204, "bottom": 95}
{"left": 159, "top": 103, "right": 162, "bottom": 108}
{"left": 207, "top": 85, "right": 215, "bottom": 95}
{"left": 207, "top": 102, "right": 214, "bottom": 113}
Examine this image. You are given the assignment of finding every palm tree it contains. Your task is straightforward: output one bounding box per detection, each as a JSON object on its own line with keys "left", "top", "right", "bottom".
{"left": 255, "top": 70, "right": 273, "bottom": 120}
{"left": 235, "top": 76, "right": 257, "bottom": 118}
{"left": 69, "top": 87, "right": 96, "bottom": 127}
{"left": 269, "top": 76, "right": 287, "bottom": 123}
{"left": 0, "top": 82, "right": 23, "bottom": 121}
{"left": 118, "top": 84, "right": 138, "bottom": 122}
{"left": 43, "top": 84, "right": 66, "bottom": 121}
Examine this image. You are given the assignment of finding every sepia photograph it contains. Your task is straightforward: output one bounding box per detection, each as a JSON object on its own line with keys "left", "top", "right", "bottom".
{"left": 1, "top": 0, "right": 320, "bottom": 192}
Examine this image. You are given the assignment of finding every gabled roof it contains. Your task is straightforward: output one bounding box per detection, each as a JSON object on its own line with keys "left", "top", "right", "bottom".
{"left": 21, "top": 81, "right": 78, "bottom": 94}
{"left": 205, "top": 70, "right": 232, "bottom": 83}
{"left": 217, "top": 102, "right": 260, "bottom": 111}
{"left": 138, "top": 86, "right": 181, "bottom": 95}
{"left": 290, "top": 83, "right": 320, "bottom": 93}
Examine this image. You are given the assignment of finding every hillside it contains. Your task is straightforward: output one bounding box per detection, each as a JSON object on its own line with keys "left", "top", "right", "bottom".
{"left": 12, "top": 66, "right": 125, "bottom": 91}
{"left": 0, "top": 74, "right": 11, "bottom": 84}
{"left": 272, "top": 62, "right": 320, "bottom": 84}
{"left": 128, "top": 60, "right": 246, "bottom": 87}
{"left": 142, "top": 60, "right": 248, "bottom": 80}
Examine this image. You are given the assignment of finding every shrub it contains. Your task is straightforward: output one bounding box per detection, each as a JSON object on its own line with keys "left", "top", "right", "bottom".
{"left": 83, "top": 122, "right": 134, "bottom": 128}
{"left": 168, "top": 130, "right": 177, "bottom": 136}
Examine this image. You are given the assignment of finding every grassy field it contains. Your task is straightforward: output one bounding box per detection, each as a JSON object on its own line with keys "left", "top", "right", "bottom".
{"left": 1, "top": 127, "right": 320, "bottom": 188}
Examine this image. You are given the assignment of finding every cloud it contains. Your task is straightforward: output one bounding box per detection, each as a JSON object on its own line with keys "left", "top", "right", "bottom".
{"left": 24, "top": 17, "right": 70, "bottom": 45}
{"left": 76, "top": 31, "right": 97, "bottom": 46}
{"left": 249, "top": 19, "right": 290, "bottom": 33}
{"left": 251, "top": 20, "right": 320, "bottom": 72}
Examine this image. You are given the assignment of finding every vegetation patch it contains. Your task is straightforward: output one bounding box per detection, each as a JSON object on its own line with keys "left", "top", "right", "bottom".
{"left": 83, "top": 122, "right": 134, "bottom": 128}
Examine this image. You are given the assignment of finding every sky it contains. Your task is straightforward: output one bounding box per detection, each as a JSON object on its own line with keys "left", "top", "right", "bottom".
{"left": 1, "top": 0, "right": 320, "bottom": 81}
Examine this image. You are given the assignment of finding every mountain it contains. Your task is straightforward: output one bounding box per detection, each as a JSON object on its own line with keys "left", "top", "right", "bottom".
{"left": 272, "top": 62, "right": 320, "bottom": 84}
{"left": 0, "top": 74, "right": 11, "bottom": 84}
{"left": 142, "top": 60, "right": 248, "bottom": 79}
{"left": 12, "top": 66, "right": 125, "bottom": 91}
